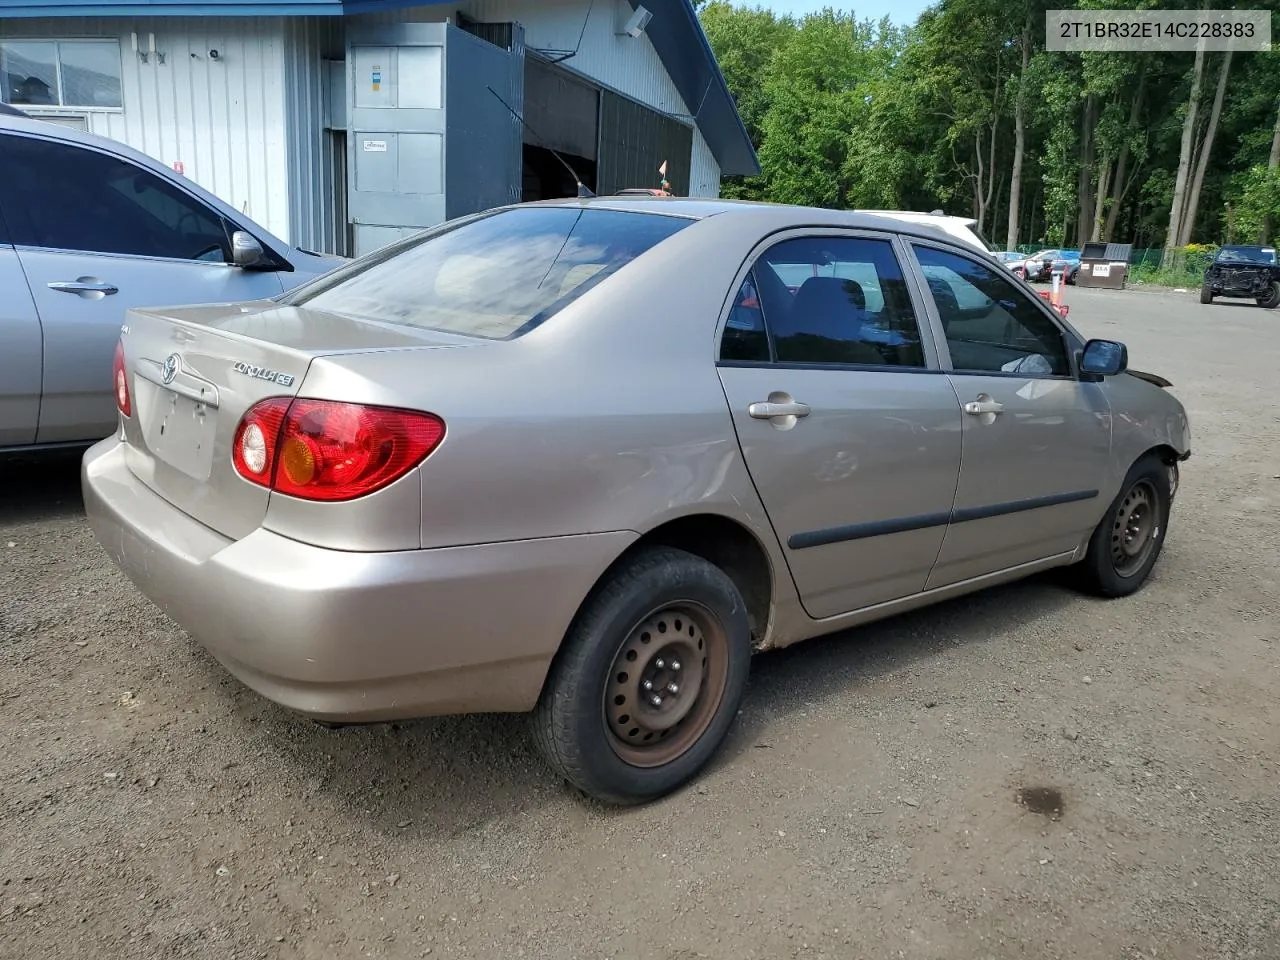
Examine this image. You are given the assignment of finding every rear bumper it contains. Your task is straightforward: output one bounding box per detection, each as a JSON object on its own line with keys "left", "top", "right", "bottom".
{"left": 82, "top": 436, "right": 636, "bottom": 722}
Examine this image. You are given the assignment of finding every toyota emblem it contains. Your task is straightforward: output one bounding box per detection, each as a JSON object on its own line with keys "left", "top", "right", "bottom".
{"left": 161, "top": 353, "right": 180, "bottom": 385}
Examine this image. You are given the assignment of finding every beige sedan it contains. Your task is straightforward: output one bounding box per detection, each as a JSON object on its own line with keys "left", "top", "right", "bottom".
{"left": 82, "top": 198, "right": 1191, "bottom": 805}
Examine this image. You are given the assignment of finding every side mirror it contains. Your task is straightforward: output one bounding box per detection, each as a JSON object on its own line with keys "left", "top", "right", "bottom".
{"left": 1080, "top": 338, "right": 1128, "bottom": 378}
{"left": 231, "top": 230, "right": 267, "bottom": 268}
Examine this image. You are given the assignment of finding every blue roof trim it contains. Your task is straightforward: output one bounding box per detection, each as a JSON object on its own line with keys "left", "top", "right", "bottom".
{"left": 0, "top": 0, "right": 760, "bottom": 177}
{"left": 641, "top": 0, "right": 759, "bottom": 177}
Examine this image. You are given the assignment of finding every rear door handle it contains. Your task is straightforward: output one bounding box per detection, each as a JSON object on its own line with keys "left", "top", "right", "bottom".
{"left": 963, "top": 399, "right": 1004, "bottom": 416}
{"left": 48, "top": 278, "right": 118, "bottom": 298}
{"left": 748, "top": 400, "right": 811, "bottom": 420}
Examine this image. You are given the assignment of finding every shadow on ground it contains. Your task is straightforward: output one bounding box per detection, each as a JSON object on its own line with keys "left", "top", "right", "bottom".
{"left": 186, "top": 569, "right": 1082, "bottom": 835}
{"left": 0, "top": 448, "right": 87, "bottom": 524}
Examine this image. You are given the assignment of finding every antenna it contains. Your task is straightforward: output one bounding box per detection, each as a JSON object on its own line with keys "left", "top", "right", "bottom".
{"left": 486, "top": 85, "right": 595, "bottom": 199}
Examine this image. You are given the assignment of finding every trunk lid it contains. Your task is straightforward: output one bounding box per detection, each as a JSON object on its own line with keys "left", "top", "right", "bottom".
{"left": 118, "top": 300, "right": 475, "bottom": 540}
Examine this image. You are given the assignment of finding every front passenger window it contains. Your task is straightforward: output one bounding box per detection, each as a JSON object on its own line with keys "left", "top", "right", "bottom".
{"left": 0, "top": 134, "right": 232, "bottom": 263}
{"left": 913, "top": 245, "right": 1070, "bottom": 377}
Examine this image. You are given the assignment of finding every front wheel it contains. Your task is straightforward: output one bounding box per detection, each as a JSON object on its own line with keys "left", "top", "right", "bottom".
{"left": 1072, "top": 454, "right": 1172, "bottom": 598}
{"left": 1200, "top": 280, "right": 1213, "bottom": 304}
{"left": 1256, "top": 281, "right": 1280, "bottom": 309}
{"left": 531, "top": 546, "right": 752, "bottom": 805}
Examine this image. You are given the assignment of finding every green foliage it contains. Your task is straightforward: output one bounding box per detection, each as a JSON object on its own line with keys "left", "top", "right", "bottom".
{"left": 696, "top": 0, "right": 1280, "bottom": 249}
{"left": 1228, "top": 166, "right": 1280, "bottom": 243}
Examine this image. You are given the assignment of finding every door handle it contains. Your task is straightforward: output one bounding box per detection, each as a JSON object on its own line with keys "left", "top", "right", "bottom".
{"left": 48, "top": 278, "right": 119, "bottom": 298}
{"left": 748, "top": 400, "right": 811, "bottom": 420}
{"left": 963, "top": 398, "right": 1004, "bottom": 416}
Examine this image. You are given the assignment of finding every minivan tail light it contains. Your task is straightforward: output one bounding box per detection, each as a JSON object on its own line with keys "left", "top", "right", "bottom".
{"left": 232, "top": 398, "right": 445, "bottom": 502}
{"left": 113, "top": 340, "right": 131, "bottom": 417}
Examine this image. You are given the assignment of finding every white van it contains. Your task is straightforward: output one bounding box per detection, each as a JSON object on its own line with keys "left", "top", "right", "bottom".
{"left": 853, "top": 210, "right": 999, "bottom": 257}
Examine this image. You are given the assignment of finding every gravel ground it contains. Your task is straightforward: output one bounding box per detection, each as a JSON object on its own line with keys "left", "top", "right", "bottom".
{"left": 2, "top": 285, "right": 1278, "bottom": 960}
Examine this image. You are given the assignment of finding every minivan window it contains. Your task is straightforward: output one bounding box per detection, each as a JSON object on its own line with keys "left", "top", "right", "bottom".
{"left": 284, "top": 207, "right": 692, "bottom": 340}
{"left": 0, "top": 134, "right": 232, "bottom": 261}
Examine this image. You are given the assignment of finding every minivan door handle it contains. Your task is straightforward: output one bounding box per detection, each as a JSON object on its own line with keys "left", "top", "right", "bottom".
{"left": 48, "top": 277, "right": 119, "bottom": 299}
{"left": 748, "top": 400, "right": 811, "bottom": 420}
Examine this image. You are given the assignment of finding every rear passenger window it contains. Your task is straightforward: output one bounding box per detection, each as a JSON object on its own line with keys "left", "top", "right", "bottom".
{"left": 720, "top": 272, "right": 770, "bottom": 362}
{"left": 746, "top": 236, "right": 925, "bottom": 367}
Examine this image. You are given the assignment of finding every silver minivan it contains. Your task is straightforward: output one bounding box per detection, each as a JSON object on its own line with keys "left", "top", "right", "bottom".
{"left": 0, "top": 111, "right": 342, "bottom": 452}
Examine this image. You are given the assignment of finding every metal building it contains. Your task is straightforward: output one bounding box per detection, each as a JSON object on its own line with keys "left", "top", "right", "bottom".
{"left": 0, "top": 0, "right": 759, "bottom": 256}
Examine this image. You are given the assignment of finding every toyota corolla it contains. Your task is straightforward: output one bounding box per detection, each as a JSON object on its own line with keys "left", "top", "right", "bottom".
{"left": 83, "top": 198, "right": 1191, "bottom": 805}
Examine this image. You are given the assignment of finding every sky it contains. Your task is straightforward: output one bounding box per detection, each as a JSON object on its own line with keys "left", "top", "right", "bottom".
{"left": 761, "top": 0, "right": 934, "bottom": 27}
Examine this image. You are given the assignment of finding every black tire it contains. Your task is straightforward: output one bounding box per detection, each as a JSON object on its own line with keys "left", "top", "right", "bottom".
{"left": 1200, "top": 280, "right": 1214, "bottom": 304}
{"left": 1072, "top": 454, "right": 1172, "bottom": 598}
{"left": 531, "top": 546, "right": 751, "bottom": 805}
{"left": 1256, "top": 281, "right": 1280, "bottom": 309}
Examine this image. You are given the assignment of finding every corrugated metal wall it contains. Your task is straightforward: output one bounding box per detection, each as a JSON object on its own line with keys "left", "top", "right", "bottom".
{"left": 689, "top": 128, "right": 720, "bottom": 199}
{"left": 282, "top": 17, "right": 343, "bottom": 253}
{"left": 0, "top": 17, "right": 295, "bottom": 241}
{"left": 349, "top": 0, "right": 719, "bottom": 197}
{"left": 596, "top": 89, "right": 690, "bottom": 196}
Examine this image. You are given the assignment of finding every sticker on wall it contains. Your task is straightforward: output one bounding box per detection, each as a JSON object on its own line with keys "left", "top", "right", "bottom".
{"left": 371, "top": 66, "right": 382, "bottom": 92}
{"left": 363, "top": 140, "right": 388, "bottom": 153}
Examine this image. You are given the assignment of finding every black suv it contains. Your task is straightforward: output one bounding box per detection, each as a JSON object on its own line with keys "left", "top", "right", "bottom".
{"left": 1200, "top": 245, "right": 1280, "bottom": 308}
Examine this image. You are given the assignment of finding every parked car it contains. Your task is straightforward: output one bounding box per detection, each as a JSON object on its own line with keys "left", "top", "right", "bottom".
{"left": 1052, "top": 249, "right": 1082, "bottom": 284}
{"left": 0, "top": 113, "right": 343, "bottom": 452}
{"left": 82, "top": 199, "right": 1192, "bottom": 805}
{"left": 1200, "top": 245, "right": 1280, "bottom": 308}
{"left": 993, "top": 250, "right": 1028, "bottom": 273}
{"left": 1021, "top": 249, "right": 1062, "bottom": 282}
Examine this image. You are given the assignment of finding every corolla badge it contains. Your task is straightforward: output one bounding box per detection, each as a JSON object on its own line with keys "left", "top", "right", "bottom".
{"left": 232, "top": 361, "right": 296, "bottom": 387}
{"left": 161, "top": 353, "right": 180, "bottom": 384}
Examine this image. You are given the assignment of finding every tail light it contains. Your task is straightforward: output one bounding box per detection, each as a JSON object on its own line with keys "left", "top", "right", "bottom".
{"left": 113, "top": 340, "right": 131, "bottom": 417}
{"left": 232, "top": 398, "right": 444, "bottom": 502}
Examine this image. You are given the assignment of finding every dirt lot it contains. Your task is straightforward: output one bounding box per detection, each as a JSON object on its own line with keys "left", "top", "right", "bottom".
{"left": 2, "top": 285, "right": 1278, "bottom": 960}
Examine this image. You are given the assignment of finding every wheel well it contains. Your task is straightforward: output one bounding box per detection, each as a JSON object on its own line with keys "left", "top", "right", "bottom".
{"left": 1145, "top": 443, "right": 1181, "bottom": 466}
{"left": 627, "top": 515, "right": 774, "bottom": 647}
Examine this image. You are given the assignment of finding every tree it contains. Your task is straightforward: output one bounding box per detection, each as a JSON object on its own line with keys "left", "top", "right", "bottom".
{"left": 1164, "top": 35, "right": 1207, "bottom": 259}
{"left": 1005, "top": 11, "right": 1033, "bottom": 249}
{"left": 1179, "top": 50, "right": 1232, "bottom": 245}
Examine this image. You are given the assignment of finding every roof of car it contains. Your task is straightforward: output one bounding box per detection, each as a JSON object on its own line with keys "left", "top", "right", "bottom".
{"left": 530, "top": 195, "right": 966, "bottom": 247}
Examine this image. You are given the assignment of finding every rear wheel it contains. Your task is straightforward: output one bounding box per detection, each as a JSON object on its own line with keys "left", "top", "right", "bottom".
{"left": 1256, "top": 281, "right": 1280, "bottom": 309}
{"left": 531, "top": 546, "right": 751, "bottom": 805}
{"left": 1200, "top": 280, "right": 1213, "bottom": 304}
{"left": 1072, "top": 454, "right": 1172, "bottom": 598}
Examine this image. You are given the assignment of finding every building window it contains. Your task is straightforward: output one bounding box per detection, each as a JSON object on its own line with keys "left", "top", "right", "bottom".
{"left": 0, "top": 40, "right": 123, "bottom": 109}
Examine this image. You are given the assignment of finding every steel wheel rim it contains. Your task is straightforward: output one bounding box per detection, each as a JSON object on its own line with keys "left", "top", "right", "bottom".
{"left": 1111, "top": 479, "right": 1158, "bottom": 577}
{"left": 603, "top": 602, "right": 729, "bottom": 769}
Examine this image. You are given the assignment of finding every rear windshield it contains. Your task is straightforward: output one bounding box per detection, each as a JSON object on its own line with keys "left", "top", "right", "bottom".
{"left": 1216, "top": 246, "right": 1276, "bottom": 265}
{"left": 282, "top": 206, "right": 693, "bottom": 340}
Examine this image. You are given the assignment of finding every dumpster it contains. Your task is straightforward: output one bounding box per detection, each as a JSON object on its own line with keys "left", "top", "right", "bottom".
{"left": 1076, "top": 241, "right": 1132, "bottom": 289}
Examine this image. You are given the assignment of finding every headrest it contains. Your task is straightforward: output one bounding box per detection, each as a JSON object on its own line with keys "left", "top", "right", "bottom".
{"left": 793, "top": 276, "right": 865, "bottom": 314}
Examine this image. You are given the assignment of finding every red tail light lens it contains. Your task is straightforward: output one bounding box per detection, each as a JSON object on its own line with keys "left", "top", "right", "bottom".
{"left": 113, "top": 340, "right": 131, "bottom": 417}
{"left": 232, "top": 398, "right": 445, "bottom": 502}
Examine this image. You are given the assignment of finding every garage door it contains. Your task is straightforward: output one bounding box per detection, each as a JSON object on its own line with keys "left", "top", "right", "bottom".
{"left": 597, "top": 89, "right": 691, "bottom": 196}
{"left": 524, "top": 56, "right": 598, "bottom": 160}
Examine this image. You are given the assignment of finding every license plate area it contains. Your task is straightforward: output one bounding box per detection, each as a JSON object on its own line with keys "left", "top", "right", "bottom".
{"left": 143, "top": 387, "right": 217, "bottom": 480}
